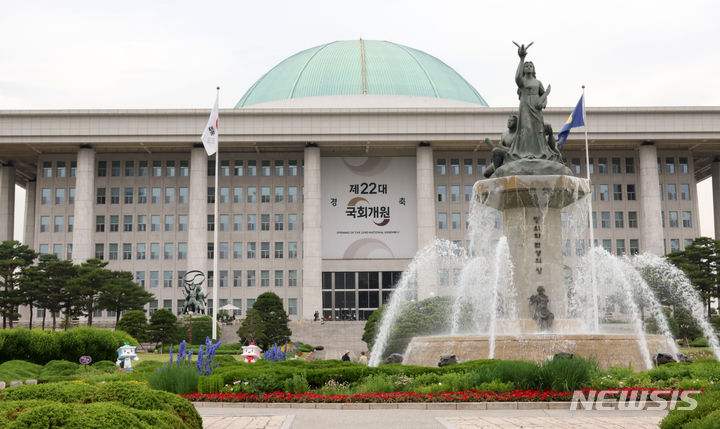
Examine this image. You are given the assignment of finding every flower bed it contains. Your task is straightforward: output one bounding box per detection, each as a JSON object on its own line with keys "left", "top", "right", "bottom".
{"left": 184, "top": 387, "right": 695, "bottom": 403}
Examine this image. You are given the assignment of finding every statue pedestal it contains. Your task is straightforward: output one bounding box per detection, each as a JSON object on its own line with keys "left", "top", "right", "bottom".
{"left": 474, "top": 175, "right": 589, "bottom": 333}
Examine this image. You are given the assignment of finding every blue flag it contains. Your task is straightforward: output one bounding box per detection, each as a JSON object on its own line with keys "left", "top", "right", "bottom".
{"left": 557, "top": 95, "right": 585, "bottom": 147}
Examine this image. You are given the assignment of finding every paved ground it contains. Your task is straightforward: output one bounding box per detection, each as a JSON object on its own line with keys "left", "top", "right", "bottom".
{"left": 197, "top": 406, "right": 667, "bottom": 429}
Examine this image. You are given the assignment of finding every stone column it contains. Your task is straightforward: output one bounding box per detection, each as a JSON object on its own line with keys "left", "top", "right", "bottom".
{"left": 188, "top": 146, "right": 208, "bottom": 274}
{"left": 638, "top": 142, "right": 664, "bottom": 255}
{"left": 712, "top": 158, "right": 720, "bottom": 240}
{"left": 416, "top": 144, "right": 435, "bottom": 300}
{"left": 23, "top": 180, "right": 36, "bottom": 247}
{"left": 302, "top": 145, "right": 322, "bottom": 320}
{"left": 0, "top": 164, "right": 15, "bottom": 242}
{"left": 72, "top": 147, "right": 94, "bottom": 262}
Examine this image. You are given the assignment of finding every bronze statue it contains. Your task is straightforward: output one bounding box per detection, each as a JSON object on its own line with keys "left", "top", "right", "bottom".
{"left": 182, "top": 270, "right": 207, "bottom": 315}
{"left": 483, "top": 42, "right": 572, "bottom": 177}
{"left": 529, "top": 286, "right": 554, "bottom": 330}
{"left": 483, "top": 115, "right": 517, "bottom": 178}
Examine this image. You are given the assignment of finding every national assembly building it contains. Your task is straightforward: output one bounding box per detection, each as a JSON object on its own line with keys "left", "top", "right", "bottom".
{"left": 1, "top": 40, "right": 719, "bottom": 324}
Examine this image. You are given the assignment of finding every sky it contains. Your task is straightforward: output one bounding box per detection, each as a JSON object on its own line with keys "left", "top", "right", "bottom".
{"left": 1, "top": 0, "right": 717, "bottom": 238}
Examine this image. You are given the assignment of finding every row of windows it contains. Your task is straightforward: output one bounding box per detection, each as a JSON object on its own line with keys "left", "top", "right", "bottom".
{"left": 38, "top": 243, "right": 72, "bottom": 260}
{"left": 91, "top": 186, "right": 302, "bottom": 205}
{"left": 659, "top": 184, "right": 692, "bottom": 201}
{"left": 136, "top": 269, "right": 298, "bottom": 289}
{"left": 93, "top": 159, "right": 302, "bottom": 178}
{"left": 90, "top": 213, "right": 302, "bottom": 234}
{"left": 661, "top": 211, "right": 694, "bottom": 228}
{"left": 207, "top": 214, "right": 300, "bottom": 232}
{"left": 591, "top": 211, "right": 640, "bottom": 229}
{"left": 40, "top": 188, "right": 75, "bottom": 205}
{"left": 149, "top": 297, "right": 297, "bottom": 317}
{"left": 41, "top": 161, "right": 77, "bottom": 178}
{"left": 591, "top": 184, "right": 637, "bottom": 201}
{"left": 39, "top": 216, "right": 74, "bottom": 233}
{"left": 93, "top": 241, "right": 299, "bottom": 261}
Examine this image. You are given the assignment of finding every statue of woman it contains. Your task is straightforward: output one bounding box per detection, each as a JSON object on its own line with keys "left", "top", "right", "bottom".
{"left": 506, "top": 43, "right": 560, "bottom": 162}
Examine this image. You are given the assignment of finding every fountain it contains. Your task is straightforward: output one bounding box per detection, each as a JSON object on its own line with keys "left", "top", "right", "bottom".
{"left": 368, "top": 42, "right": 720, "bottom": 369}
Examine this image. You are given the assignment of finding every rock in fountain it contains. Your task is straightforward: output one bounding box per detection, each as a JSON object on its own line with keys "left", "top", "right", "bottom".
{"left": 371, "top": 42, "right": 713, "bottom": 370}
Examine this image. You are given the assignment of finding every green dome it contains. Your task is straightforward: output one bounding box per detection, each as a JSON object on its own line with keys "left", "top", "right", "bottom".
{"left": 235, "top": 40, "right": 488, "bottom": 108}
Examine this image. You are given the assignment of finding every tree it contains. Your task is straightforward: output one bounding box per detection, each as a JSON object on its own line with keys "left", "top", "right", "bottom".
{"left": 32, "top": 254, "right": 76, "bottom": 330}
{"left": 69, "top": 259, "right": 111, "bottom": 326}
{"left": 18, "top": 263, "right": 45, "bottom": 329}
{"left": 116, "top": 309, "right": 148, "bottom": 342}
{"left": 97, "top": 271, "right": 154, "bottom": 324}
{"left": 667, "top": 237, "right": 720, "bottom": 316}
{"left": 148, "top": 309, "right": 179, "bottom": 353}
{"left": 0, "top": 241, "right": 37, "bottom": 328}
{"left": 236, "top": 292, "right": 291, "bottom": 349}
{"left": 670, "top": 307, "right": 703, "bottom": 346}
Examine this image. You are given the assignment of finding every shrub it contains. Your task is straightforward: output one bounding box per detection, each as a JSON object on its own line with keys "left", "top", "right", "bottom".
{"left": 283, "top": 373, "right": 310, "bottom": 394}
{"left": 690, "top": 337, "right": 710, "bottom": 347}
{"left": 0, "top": 381, "right": 96, "bottom": 402}
{"left": 147, "top": 366, "right": 199, "bottom": 395}
{"left": 536, "top": 356, "right": 597, "bottom": 392}
{"left": 38, "top": 359, "right": 80, "bottom": 382}
{"left": 177, "top": 316, "right": 219, "bottom": 345}
{"left": 116, "top": 310, "right": 148, "bottom": 342}
{"left": 198, "top": 374, "right": 224, "bottom": 394}
{"left": 660, "top": 389, "right": 720, "bottom": 429}
{"left": 237, "top": 292, "right": 291, "bottom": 350}
{"left": 352, "top": 373, "right": 396, "bottom": 393}
{"left": 246, "top": 374, "right": 282, "bottom": 394}
{"left": 0, "top": 360, "right": 43, "bottom": 384}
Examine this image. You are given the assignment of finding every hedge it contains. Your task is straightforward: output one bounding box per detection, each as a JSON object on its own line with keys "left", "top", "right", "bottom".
{"left": 0, "top": 328, "right": 137, "bottom": 365}
{"left": 0, "top": 381, "right": 202, "bottom": 429}
{"left": 660, "top": 389, "right": 720, "bottom": 429}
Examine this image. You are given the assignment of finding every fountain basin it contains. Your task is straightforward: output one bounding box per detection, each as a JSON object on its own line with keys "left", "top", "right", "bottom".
{"left": 403, "top": 334, "right": 676, "bottom": 369}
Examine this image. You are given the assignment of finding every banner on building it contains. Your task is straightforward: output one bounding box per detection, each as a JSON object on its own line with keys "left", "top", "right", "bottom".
{"left": 321, "top": 157, "right": 417, "bottom": 259}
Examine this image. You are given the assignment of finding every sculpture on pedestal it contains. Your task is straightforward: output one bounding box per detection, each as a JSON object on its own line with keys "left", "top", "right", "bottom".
{"left": 529, "top": 286, "right": 554, "bottom": 330}
{"left": 484, "top": 42, "right": 573, "bottom": 177}
{"left": 182, "top": 270, "right": 207, "bottom": 315}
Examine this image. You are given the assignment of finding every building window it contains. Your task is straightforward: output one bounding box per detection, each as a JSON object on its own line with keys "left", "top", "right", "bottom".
{"left": 669, "top": 211, "right": 679, "bottom": 228}
{"left": 611, "top": 157, "right": 621, "bottom": 174}
{"left": 178, "top": 242, "right": 187, "bottom": 260}
{"left": 288, "top": 298, "right": 297, "bottom": 315}
{"left": 233, "top": 187, "right": 243, "bottom": 203}
{"left": 599, "top": 184, "right": 609, "bottom": 201}
{"left": 233, "top": 160, "right": 243, "bottom": 176}
{"left": 289, "top": 270, "right": 298, "bottom": 287}
{"left": 288, "top": 242, "right": 298, "bottom": 259}
{"left": 438, "top": 213, "right": 447, "bottom": 230}
{"left": 68, "top": 216, "right": 74, "bottom": 232}
{"left": 97, "top": 161, "right": 107, "bottom": 177}
{"left": 626, "top": 184, "right": 636, "bottom": 200}
{"left": 602, "top": 239, "right": 612, "bottom": 253}
{"left": 219, "top": 242, "right": 228, "bottom": 259}
{"left": 274, "top": 160, "right": 284, "bottom": 176}
{"left": 136, "top": 243, "right": 146, "bottom": 260}
{"left": 288, "top": 186, "right": 298, "bottom": 203}
{"left": 288, "top": 214, "right": 298, "bottom": 231}
{"left": 666, "top": 157, "right": 675, "bottom": 174}
{"left": 247, "top": 242, "right": 256, "bottom": 259}
{"left": 42, "top": 161, "right": 52, "bottom": 177}
{"left": 628, "top": 211, "right": 638, "bottom": 228}
{"left": 151, "top": 215, "right": 161, "bottom": 232}
{"left": 178, "top": 215, "right": 187, "bottom": 232}
{"left": 124, "top": 215, "right": 133, "bottom": 232}
{"left": 111, "top": 161, "right": 121, "bottom": 177}
{"left": 207, "top": 215, "right": 215, "bottom": 231}
{"left": 452, "top": 213, "right": 461, "bottom": 230}
{"left": 288, "top": 160, "right": 298, "bottom": 176}
{"left": 463, "top": 159, "right": 473, "bottom": 174}
{"left": 96, "top": 188, "right": 105, "bottom": 204}
{"left": 601, "top": 211, "right": 611, "bottom": 228}
{"left": 261, "top": 187, "right": 271, "bottom": 203}
{"left": 670, "top": 239, "right": 680, "bottom": 253}
{"left": 261, "top": 270, "right": 270, "bottom": 287}
{"left": 109, "top": 215, "right": 119, "bottom": 232}
{"left": 629, "top": 239, "right": 639, "bottom": 255}
{"left": 108, "top": 243, "right": 118, "bottom": 260}
{"left": 261, "top": 160, "right": 271, "bottom": 176}
{"left": 137, "top": 215, "right": 147, "bottom": 232}
{"left": 682, "top": 211, "right": 692, "bottom": 228}
{"left": 233, "top": 271, "right": 242, "bottom": 287}
{"left": 450, "top": 185, "right": 460, "bottom": 202}
{"left": 247, "top": 160, "right": 257, "bottom": 176}
{"left": 275, "top": 214, "right": 284, "bottom": 231}
{"left": 436, "top": 158, "right": 446, "bottom": 175}
{"left": 598, "top": 158, "right": 608, "bottom": 174}
{"left": 164, "top": 242, "right": 174, "bottom": 260}
{"left": 437, "top": 186, "right": 446, "bottom": 202}
{"left": 69, "top": 188, "right": 75, "bottom": 204}
{"left": 219, "top": 214, "right": 228, "bottom": 232}
{"left": 150, "top": 271, "right": 159, "bottom": 288}
{"left": 207, "top": 242, "right": 214, "bottom": 259}
{"left": 616, "top": 239, "right": 626, "bottom": 256}
{"left": 95, "top": 216, "right": 105, "bottom": 232}
{"left": 613, "top": 184, "right": 622, "bottom": 201}
{"left": 274, "top": 186, "right": 284, "bottom": 203}
{"left": 275, "top": 270, "right": 283, "bottom": 287}
{"left": 125, "top": 161, "right": 134, "bottom": 176}
{"left": 680, "top": 184, "right": 690, "bottom": 200}
{"left": 94, "top": 243, "right": 104, "bottom": 259}
{"left": 247, "top": 187, "right": 257, "bottom": 203}
{"left": 110, "top": 187, "right": 120, "bottom": 204}
{"left": 667, "top": 184, "right": 677, "bottom": 200}
{"left": 260, "top": 242, "right": 270, "bottom": 259}
{"left": 123, "top": 243, "right": 132, "bottom": 260}
{"left": 138, "top": 161, "right": 148, "bottom": 176}
{"left": 40, "top": 216, "right": 50, "bottom": 233}
{"left": 153, "top": 160, "right": 162, "bottom": 176}
{"left": 135, "top": 271, "right": 145, "bottom": 287}
{"left": 219, "top": 270, "right": 228, "bottom": 287}
{"left": 137, "top": 187, "right": 147, "bottom": 204}
{"left": 261, "top": 214, "right": 270, "bottom": 231}
{"left": 233, "top": 242, "right": 242, "bottom": 259}
{"left": 150, "top": 242, "right": 159, "bottom": 259}
{"left": 219, "top": 187, "right": 229, "bottom": 204}
{"left": 233, "top": 214, "right": 243, "bottom": 231}
{"left": 53, "top": 216, "right": 63, "bottom": 232}
{"left": 625, "top": 158, "right": 635, "bottom": 174}
{"left": 477, "top": 159, "right": 487, "bottom": 175}
{"left": 450, "top": 159, "right": 460, "bottom": 175}
{"left": 219, "top": 160, "right": 229, "bottom": 176}
{"left": 679, "top": 157, "right": 689, "bottom": 173}
{"left": 464, "top": 185, "right": 472, "bottom": 202}
{"left": 614, "top": 211, "right": 624, "bottom": 228}
{"left": 207, "top": 187, "right": 215, "bottom": 204}
{"left": 247, "top": 214, "right": 256, "bottom": 231}
{"left": 274, "top": 242, "right": 284, "bottom": 258}
{"left": 247, "top": 270, "right": 256, "bottom": 287}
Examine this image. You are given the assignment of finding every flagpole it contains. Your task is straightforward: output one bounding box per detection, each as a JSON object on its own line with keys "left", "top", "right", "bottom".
{"left": 582, "top": 85, "right": 599, "bottom": 332}
{"left": 212, "top": 86, "right": 220, "bottom": 341}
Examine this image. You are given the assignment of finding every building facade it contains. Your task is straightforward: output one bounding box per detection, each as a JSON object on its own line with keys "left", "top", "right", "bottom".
{"left": 1, "top": 40, "right": 719, "bottom": 324}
